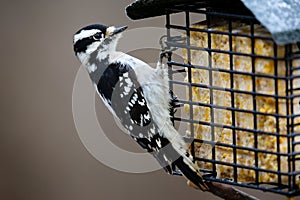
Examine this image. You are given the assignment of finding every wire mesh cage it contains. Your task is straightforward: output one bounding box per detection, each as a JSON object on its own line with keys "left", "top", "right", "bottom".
{"left": 165, "top": 2, "right": 300, "bottom": 197}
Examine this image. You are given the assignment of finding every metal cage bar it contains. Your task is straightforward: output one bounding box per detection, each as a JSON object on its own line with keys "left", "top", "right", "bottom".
{"left": 165, "top": 3, "right": 300, "bottom": 197}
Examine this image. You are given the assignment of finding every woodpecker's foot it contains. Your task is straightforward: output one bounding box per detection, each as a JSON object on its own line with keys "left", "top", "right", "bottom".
{"left": 158, "top": 35, "right": 178, "bottom": 64}
{"left": 159, "top": 50, "right": 173, "bottom": 64}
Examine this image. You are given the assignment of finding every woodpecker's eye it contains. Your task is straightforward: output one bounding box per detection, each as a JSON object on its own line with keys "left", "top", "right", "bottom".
{"left": 93, "top": 33, "right": 102, "bottom": 40}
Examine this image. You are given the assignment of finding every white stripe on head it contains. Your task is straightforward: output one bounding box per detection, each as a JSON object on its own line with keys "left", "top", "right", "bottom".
{"left": 74, "top": 29, "right": 101, "bottom": 44}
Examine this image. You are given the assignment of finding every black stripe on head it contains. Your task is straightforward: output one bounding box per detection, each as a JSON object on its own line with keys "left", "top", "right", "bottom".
{"left": 75, "top": 24, "right": 107, "bottom": 35}
{"left": 73, "top": 37, "right": 94, "bottom": 53}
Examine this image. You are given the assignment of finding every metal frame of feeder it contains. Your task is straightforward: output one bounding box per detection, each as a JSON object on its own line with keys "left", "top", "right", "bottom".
{"left": 165, "top": 2, "right": 300, "bottom": 197}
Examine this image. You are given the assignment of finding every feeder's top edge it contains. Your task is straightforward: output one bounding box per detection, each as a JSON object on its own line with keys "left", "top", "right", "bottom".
{"left": 126, "top": 0, "right": 194, "bottom": 20}
{"left": 126, "top": 0, "right": 300, "bottom": 45}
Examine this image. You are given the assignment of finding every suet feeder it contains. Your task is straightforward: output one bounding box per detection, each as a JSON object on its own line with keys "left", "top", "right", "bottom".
{"left": 126, "top": 0, "right": 300, "bottom": 197}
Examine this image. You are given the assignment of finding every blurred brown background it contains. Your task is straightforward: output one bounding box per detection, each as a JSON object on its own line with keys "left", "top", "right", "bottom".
{"left": 0, "top": 1, "right": 296, "bottom": 199}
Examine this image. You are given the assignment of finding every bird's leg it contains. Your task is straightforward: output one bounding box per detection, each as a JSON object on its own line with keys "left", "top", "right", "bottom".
{"left": 157, "top": 35, "right": 178, "bottom": 69}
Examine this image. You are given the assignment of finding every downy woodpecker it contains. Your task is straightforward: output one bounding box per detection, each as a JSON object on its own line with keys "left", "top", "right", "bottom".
{"left": 73, "top": 24, "right": 207, "bottom": 190}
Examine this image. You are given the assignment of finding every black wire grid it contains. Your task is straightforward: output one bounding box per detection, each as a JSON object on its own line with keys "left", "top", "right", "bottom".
{"left": 165, "top": 2, "right": 300, "bottom": 197}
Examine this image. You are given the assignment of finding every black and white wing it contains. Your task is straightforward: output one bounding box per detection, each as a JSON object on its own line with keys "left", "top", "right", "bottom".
{"left": 96, "top": 62, "right": 175, "bottom": 173}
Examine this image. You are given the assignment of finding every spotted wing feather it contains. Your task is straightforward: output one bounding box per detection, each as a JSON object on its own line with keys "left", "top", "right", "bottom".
{"left": 96, "top": 62, "right": 173, "bottom": 172}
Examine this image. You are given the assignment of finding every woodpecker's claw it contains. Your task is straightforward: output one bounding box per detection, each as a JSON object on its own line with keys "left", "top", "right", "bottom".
{"left": 159, "top": 35, "right": 178, "bottom": 63}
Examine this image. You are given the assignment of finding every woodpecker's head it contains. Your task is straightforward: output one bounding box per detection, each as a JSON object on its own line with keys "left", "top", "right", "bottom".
{"left": 73, "top": 24, "right": 127, "bottom": 62}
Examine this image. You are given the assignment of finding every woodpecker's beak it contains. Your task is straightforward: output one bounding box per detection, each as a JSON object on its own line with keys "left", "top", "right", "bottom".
{"left": 113, "top": 26, "right": 128, "bottom": 35}
{"left": 107, "top": 26, "right": 128, "bottom": 36}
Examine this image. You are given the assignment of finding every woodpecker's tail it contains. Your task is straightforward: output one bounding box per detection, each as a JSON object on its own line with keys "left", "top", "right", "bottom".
{"left": 157, "top": 136, "right": 208, "bottom": 191}
{"left": 173, "top": 154, "right": 208, "bottom": 191}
